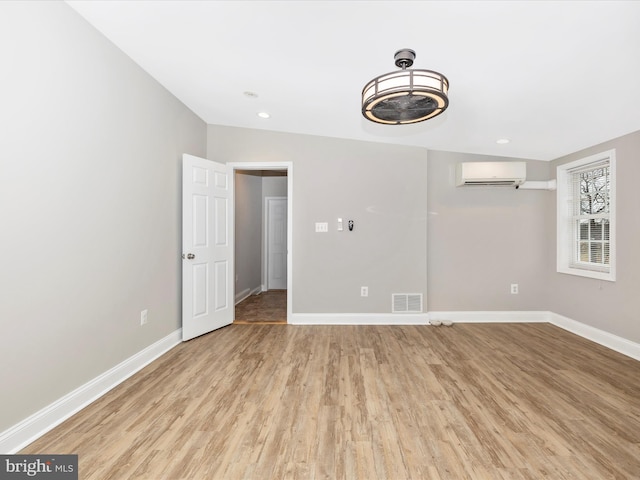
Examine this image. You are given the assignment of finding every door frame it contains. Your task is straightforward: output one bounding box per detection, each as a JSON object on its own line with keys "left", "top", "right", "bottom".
{"left": 228, "top": 161, "right": 293, "bottom": 323}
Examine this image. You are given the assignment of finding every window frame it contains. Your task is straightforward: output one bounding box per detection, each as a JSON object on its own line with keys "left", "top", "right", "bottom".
{"left": 556, "top": 149, "right": 616, "bottom": 281}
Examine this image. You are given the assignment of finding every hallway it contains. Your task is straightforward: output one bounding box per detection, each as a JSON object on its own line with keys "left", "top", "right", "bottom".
{"left": 234, "top": 290, "right": 287, "bottom": 324}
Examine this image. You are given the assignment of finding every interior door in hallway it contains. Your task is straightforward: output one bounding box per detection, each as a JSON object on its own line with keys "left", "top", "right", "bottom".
{"left": 182, "top": 154, "right": 233, "bottom": 341}
{"left": 266, "top": 196, "right": 287, "bottom": 290}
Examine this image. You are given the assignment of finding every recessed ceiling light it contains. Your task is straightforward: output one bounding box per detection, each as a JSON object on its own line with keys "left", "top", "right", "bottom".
{"left": 496, "top": 138, "right": 510, "bottom": 144}
{"left": 257, "top": 112, "right": 270, "bottom": 119}
{"left": 243, "top": 91, "right": 258, "bottom": 98}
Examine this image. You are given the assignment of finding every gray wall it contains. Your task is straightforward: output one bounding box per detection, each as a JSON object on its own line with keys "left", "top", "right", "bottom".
{"left": 546, "top": 130, "right": 640, "bottom": 343}
{"left": 210, "top": 124, "right": 556, "bottom": 315}
{"left": 234, "top": 172, "right": 263, "bottom": 297}
{"left": 427, "top": 152, "right": 553, "bottom": 311}
{"left": 208, "top": 125, "right": 428, "bottom": 313}
{"left": 0, "top": 2, "right": 206, "bottom": 432}
{"left": 263, "top": 176, "right": 288, "bottom": 198}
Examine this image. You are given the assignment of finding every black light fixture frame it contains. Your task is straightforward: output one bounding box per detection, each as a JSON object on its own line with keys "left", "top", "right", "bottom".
{"left": 362, "top": 49, "right": 449, "bottom": 125}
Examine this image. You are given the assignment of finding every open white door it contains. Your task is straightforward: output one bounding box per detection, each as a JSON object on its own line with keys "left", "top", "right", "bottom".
{"left": 182, "top": 154, "right": 233, "bottom": 341}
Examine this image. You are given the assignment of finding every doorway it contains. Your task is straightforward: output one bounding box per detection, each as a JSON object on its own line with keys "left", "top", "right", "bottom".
{"left": 230, "top": 163, "right": 292, "bottom": 324}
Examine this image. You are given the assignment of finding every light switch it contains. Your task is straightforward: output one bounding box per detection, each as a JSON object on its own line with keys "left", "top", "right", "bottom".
{"left": 315, "top": 222, "right": 328, "bottom": 233}
{"left": 337, "top": 218, "right": 343, "bottom": 231}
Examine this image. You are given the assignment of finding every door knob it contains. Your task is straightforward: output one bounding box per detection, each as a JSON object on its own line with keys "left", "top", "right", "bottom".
{"left": 182, "top": 253, "right": 195, "bottom": 260}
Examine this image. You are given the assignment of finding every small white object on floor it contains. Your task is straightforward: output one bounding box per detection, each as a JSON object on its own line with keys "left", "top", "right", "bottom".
{"left": 429, "top": 320, "right": 453, "bottom": 327}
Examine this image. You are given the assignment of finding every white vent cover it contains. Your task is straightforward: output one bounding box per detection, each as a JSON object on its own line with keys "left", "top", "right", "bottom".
{"left": 456, "top": 161, "right": 526, "bottom": 187}
{"left": 392, "top": 293, "right": 423, "bottom": 313}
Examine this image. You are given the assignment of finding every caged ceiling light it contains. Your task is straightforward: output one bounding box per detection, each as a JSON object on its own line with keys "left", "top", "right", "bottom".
{"left": 362, "top": 49, "right": 449, "bottom": 125}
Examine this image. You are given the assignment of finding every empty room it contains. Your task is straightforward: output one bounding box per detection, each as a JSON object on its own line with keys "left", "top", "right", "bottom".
{"left": 1, "top": 1, "right": 639, "bottom": 479}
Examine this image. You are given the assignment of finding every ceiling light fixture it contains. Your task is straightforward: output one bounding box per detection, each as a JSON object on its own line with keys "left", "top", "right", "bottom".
{"left": 257, "top": 112, "right": 270, "bottom": 119}
{"left": 496, "top": 138, "right": 510, "bottom": 144}
{"left": 362, "top": 49, "right": 449, "bottom": 125}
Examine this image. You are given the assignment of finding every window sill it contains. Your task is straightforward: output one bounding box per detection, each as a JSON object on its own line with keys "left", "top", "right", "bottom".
{"left": 557, "top": 266, "right": 615, "bottom": 282}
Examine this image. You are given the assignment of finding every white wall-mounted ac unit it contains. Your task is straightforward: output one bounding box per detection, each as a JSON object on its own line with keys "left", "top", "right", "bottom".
{"left": 455, "top": 161, "right": 526, "bottom": 187}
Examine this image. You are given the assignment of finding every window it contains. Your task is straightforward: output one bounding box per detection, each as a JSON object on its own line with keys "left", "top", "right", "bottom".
{"left": 557, "top": 150, "right": 615, "bottom": 281}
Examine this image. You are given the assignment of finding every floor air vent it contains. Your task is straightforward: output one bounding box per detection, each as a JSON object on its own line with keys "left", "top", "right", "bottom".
{"left": 392, "top": 293, "right": 423, "bottom": 313}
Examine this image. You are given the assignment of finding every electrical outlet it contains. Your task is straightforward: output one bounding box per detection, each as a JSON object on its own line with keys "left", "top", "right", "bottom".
{"left": 510, "top": 284, "right": 519, "bottom": 294}
{"left": 361, "top": 286, "right": 368, "bottom": 297}
{"left": 140, "top": 309, "right": 148, "bottom": 325}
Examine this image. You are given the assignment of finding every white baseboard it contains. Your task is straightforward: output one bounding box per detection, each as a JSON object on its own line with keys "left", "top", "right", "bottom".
{"left": 549, "top": 312, "right": 640, "bottom": 361}
{"left": 428, "top": 311, "right": 550, "bottom": 323}
{"left": 0, "top": 329, "right": 182, "bottom": 454}
{"left": 291, "top": 313, "right": 430, "bottom": 325}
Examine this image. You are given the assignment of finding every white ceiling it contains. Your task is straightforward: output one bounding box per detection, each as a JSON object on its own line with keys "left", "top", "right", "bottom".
{"left": 66, "top": 0, "right": 640, "bottom": 161}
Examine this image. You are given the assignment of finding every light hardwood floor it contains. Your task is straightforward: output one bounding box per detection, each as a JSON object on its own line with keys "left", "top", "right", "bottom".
{"left": 22, "top": 323, "right": 640, "bottom": 479}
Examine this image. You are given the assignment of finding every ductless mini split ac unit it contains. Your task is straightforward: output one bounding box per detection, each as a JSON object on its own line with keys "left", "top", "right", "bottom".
{"left": 456, "top": 161, "right": 526, "bottom": 187}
